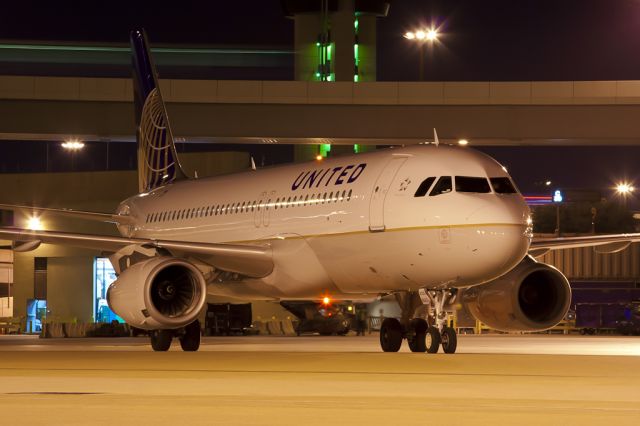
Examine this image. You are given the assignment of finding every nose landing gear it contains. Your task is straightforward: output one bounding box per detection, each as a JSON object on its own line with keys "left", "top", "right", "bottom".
{"left": 427, "top": 289, "right": 458, "bottom": 354}
{"left": 377, "top": 289, "right": 459, "bottom": 354}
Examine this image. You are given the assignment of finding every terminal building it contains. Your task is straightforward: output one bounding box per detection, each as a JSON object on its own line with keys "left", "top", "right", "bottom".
{"left": 1, "top": 0, "right": 639, "bottom": 334}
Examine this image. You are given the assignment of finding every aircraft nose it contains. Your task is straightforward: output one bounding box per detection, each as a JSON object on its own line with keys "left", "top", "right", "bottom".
{"left": 466, "top": 195, "right": 530, "bottom": 229}
{"left": 466, "top": 195, "right": 532, "bottom": 270}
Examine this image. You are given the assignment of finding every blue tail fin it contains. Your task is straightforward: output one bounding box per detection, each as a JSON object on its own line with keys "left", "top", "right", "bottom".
{"left": 130, "top": 29, "right": 187, "bottom": 193}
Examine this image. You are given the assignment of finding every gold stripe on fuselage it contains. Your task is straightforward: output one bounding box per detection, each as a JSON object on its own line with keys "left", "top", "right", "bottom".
{"left": 219, "top": 222, "right": 528, "bottom": 245}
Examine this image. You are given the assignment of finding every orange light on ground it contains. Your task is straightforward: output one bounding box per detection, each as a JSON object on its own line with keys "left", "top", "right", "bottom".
{"left": 322, "top": 296, "right": 331, "bottom": 306}
{"left": 316, "top": 155, "right": 323, "bottom": 161}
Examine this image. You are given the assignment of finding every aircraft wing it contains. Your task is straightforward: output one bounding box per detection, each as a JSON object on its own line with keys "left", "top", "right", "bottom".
{"left": 0, "top": 227, "right": 273, "bottom": 278}
{"left": 0, "top": 203, "right": 136, "bottom": 225}
{"left": 529, "top": 233, "right": 640, "bottom": 257}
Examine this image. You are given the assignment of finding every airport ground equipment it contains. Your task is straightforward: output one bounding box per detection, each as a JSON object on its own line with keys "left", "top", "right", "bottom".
{"left": 280, "top": 301, "right": 351, "bottom": 336}
{"left": 571, "top": 281, "right": 640, "bottom": 334}
{"left": 204, "top": 303, "right": 252, "bottom": 336}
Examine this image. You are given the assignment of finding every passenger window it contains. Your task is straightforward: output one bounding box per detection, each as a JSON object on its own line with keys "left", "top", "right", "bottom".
{"left": 414, "top": 177, "right": 436, "bottom": 197}
{"left": 490, "top": 177, "right": 518, "bottom": 194}
{"left": 455, "top": 176, "right": 491, "bottom": 193}
{"left": 429, "top": 177, "right": 453, "bottom": 196}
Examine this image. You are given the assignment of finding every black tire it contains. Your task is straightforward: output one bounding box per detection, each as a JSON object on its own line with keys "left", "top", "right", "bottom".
{"left": 150, "top": 329, "right": 172, "bottom": 352}
{"left": 380, "top": 318, "right": 403, "bottom": 352}
{"left": 425, "top": 326, "right": 441, "bottom": 353}
{"left": 407, "top": 318, "right": 428, "bottom": 353}
{"left": 180, "top": 320, "right": 201, "bottom": 352}
{"left": 441, "top": 327, "right": 457, "bottom": 354}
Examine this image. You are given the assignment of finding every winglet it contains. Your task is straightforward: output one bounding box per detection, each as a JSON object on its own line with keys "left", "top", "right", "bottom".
{"left": 433, "top": 128, "right": 440, "bottom": 147}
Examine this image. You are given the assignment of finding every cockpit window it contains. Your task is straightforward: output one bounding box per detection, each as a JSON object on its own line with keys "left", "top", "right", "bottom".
{"left": 429, "top": 176, "right": 452, "bottom": 196}
{"left": 414, "top": 177, "right": 436, "bottom": 197}
{"left": 490, "top": 177, "right": 518, "bottom": 194}
{"left": 455, "top": 176, "right": 491, "bottom": 193}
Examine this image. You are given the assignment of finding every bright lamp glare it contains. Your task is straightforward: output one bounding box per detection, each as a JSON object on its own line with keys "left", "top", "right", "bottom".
{"left": 404, "top": 32, "right": 415, "bottom": 40}
{"left": 616, "top": 183, "right": 635, "bottom": 194}
{"left": 61, "top": 140, "right": 85, "bottom": 150}
{"left": 316, "top": 155, "right": 323, "bottom": 161}
{"left": 426, "top": 29, "right": 438, "bottom": 41}
{"left": 415, "top": 30, "right": 426, "bottom": 40}
{"left": 27, "top": 216, "right": 43, "bottom": 231}
{"left": 322, "top": 296, "right": 331, "bottom": 305}
{"left": 458, "top": 139, "right": 469, "bottom": 146}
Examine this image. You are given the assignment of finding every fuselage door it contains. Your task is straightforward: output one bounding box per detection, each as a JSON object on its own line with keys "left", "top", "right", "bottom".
{"left": 254, "top": 199, "right": 263, "bottom": 228}
{"left": 369, "top": 156, "right": 408, "bottom": 232}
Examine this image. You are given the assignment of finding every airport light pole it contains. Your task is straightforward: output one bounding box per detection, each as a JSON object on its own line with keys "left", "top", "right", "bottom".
{"left": 404, "top": 28, "right": 439, "bottom": 81}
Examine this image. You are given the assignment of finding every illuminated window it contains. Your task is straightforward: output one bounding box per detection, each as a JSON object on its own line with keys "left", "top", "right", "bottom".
{"left": 94, "top": 258, "right": 123, "bottom": 324}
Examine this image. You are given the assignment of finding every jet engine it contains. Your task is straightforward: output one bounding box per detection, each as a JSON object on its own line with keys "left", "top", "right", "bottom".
{"left": 107, "top": 257, "right": 207, "bottom": 330}
{"left": 461, "top": 255, "right": 571, "bottom": 331}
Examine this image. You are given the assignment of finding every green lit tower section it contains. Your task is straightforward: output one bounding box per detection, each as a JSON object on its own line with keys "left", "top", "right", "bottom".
{"left": 283, "top": 0, "right": 389, "bottom": 82}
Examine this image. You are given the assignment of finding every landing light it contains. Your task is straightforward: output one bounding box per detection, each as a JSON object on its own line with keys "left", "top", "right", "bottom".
{"left": 458, "top": 139, "right": 468, "bottom": 146}
{"left": 27, "top": 216, "right": 43, "bottom": 231}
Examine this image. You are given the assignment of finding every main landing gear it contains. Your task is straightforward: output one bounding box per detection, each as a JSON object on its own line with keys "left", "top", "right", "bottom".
{"left": 379, "top": 289, "right": 458, "bottom": 354}
{"left": 150, "top": 319, "right": 201, "bottom": 352}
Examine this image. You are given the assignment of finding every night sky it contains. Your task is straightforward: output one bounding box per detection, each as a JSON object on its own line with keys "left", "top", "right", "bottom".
{"left": 1, "top": 1, "right": 640, "bottom": 203}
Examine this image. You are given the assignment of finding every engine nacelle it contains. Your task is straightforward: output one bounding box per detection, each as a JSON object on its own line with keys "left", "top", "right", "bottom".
{"left": 461, "top": 255, "right": 571, "bottom": 331}
{"left": 107, "top": 257, "right": 207, "bottom": 330}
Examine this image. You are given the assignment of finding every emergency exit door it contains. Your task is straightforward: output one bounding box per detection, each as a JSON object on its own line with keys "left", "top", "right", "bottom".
{"left": 369, "top": 157, "right": 407, "bottom": 232}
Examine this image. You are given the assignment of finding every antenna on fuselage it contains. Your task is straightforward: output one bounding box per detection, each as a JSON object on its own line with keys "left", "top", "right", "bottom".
{"left": 250, "top": 157, "right": 257, "bottom": 171}
{"left": 433, "top": 128, "right": 440, "bottom": 147}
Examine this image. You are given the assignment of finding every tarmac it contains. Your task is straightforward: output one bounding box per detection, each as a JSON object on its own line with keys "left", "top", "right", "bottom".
{"left": 0, "top": 334, "right": 639, "bottom": 425}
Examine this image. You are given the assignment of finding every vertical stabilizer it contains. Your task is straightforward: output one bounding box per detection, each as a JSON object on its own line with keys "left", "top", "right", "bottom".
{"left": 130, "top": 29, "right": 187, "bottom": 193}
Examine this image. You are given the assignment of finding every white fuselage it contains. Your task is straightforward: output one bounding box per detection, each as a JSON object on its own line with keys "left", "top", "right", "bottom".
{"left": 118, "top": 145, "right": 532, "bottom": 300}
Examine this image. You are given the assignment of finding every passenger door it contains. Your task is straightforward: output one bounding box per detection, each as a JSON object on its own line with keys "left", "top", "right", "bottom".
{"left": 369, "top": 156, "right": 408, "bottom": 232}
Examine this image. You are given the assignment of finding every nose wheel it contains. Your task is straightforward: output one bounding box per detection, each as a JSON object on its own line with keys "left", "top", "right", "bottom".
{"left": 376, "top": 289, "right": 460, "bottom": 354}
{"left": 440, "top": 326, "right": 457, "bottom": 354}
{"left": 427, "top": 289, "right": 459, "bottom": 354}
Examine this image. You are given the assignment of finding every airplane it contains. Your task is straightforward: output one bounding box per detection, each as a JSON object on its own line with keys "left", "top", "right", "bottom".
{"left": 2, "top": 29, "right": 640, "bottom": 353}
